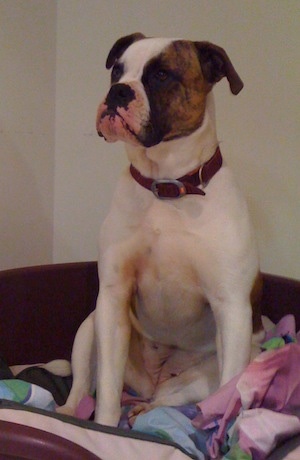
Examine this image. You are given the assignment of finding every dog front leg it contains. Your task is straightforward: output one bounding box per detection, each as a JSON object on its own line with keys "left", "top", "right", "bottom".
{"left": 215, "top": 299, "right": 252, "bottom": 386}
{"left": 94, "top": 285, "right": 131, "bottom": 426}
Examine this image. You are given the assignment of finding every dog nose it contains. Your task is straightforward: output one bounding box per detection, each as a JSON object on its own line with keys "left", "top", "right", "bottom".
{"left": 105, "top": 83, "right": 135, "bottom": 110}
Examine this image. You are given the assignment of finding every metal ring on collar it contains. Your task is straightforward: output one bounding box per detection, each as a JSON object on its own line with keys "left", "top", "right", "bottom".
{"left": 151, "top": 179, "right": 187, "bottom": 200}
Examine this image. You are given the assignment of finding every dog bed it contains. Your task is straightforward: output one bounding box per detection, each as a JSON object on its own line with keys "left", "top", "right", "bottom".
{"left": 0, "top": 261, "right": 300, "bottom": 459}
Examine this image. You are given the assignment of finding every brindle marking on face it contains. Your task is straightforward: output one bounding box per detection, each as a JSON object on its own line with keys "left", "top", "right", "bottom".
{"left": 140, "top": 41, "right": 212, "bottom": 146}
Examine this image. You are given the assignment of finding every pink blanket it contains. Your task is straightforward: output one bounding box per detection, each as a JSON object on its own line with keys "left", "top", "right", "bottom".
{"left": 193, "top": 315, "right": 300, "bottom": 459}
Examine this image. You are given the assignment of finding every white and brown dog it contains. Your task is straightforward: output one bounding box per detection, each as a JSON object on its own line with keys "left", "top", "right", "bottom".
{"left": 59, "top": 33, "right": 263, "bottom": 427}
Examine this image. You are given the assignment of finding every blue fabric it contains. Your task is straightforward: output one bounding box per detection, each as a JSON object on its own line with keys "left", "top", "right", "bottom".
{"left": 133, "top": 406, "right": 206, "bottom": 459}
{"left": 0, "top": 379, "right": 56, "bottom": 412}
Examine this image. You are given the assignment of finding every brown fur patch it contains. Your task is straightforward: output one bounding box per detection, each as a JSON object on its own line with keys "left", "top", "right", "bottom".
{"left": 141, "top": 41, "right": 211, "bottom": 145}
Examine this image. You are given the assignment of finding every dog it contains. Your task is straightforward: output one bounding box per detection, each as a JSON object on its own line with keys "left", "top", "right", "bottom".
{"left": 58, "top": 33, "right": 264, "bottom": 427}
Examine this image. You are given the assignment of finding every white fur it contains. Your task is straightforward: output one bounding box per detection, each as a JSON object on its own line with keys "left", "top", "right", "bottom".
{"left": 119, "top": 37, "right": 174, "bottom": 82}
{"left": 58, "top": 38, "right": 261, "bottom": 427}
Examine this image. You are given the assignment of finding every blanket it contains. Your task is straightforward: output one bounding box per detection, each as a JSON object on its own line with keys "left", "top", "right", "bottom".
{"left": 73, "top": 315, "right": 300, "bottom": 459}
{"left": 0, "top": 379, "right": 56, "bottom": 412}
{"left": 1, "top": 316, "right": 300, "bottom": 459}
{"left": 0, "top": 359, "right": 72, "bottom": 411}
{"left": 192, "top": 314, "right": 300, "bottom": 459}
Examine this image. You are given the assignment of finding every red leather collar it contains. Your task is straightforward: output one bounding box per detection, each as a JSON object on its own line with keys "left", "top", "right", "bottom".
{"left": 130, "top": 147, "right": 222, "bottom": 199}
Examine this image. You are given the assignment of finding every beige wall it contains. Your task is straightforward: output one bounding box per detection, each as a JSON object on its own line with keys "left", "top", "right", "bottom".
{"left": 1, "top": 1, "right": 300, "bottom": 279}
{"left": 0, "top": 0, "right": 56, "bottom": 269}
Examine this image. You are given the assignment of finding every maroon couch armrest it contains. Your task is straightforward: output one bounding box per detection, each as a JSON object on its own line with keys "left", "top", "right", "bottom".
{"left": 0, "top": 420, "right": 100, "bottom": 459}
{"left": 0, "top": 262, "right": 98, "bottom": 365}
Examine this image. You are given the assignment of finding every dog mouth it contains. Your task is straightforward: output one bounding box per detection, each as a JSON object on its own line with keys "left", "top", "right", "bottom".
{"left": 97, "top": 113, "right": 163, "bottom": 149}
{"left": 97, "top": 101, "right": 164, "bottom": 148}
{"left": 96, "top": 95, "right": 163, "bottom": 148}
{"left": 96, "top": 106, "right": 141, "bottom": 145}
{"left": 102, "top": 110, "right": 137, "bottom": 137}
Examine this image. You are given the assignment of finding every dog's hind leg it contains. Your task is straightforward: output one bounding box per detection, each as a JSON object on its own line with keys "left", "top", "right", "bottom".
{"left": 124, "top": 329, "right": 155, "bottom": 400}
{"left": 57, "top": 311, "right": 96, "bottom": 416}
{"left": 154, "top": 355, "right": 219, "bottom": 405}
{"left": 128, "top": 353, "right": 219, "bottom": 422}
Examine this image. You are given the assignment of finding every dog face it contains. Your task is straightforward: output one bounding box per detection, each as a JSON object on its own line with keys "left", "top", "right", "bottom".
{"left": 96, "top": 33, "right": 243, "bottom": 148}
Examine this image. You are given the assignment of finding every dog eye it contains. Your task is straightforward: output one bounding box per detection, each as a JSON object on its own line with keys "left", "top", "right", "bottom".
{"left": 111, "top": 63, "right": 123, "bottom": 83}
{"left": 154, "top": 69, "right": 169, "bottom": 82}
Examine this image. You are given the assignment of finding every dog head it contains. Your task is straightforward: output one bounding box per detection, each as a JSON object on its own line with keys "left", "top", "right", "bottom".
{"left": 96, "top": 33, "right": 243, "bottom": 148}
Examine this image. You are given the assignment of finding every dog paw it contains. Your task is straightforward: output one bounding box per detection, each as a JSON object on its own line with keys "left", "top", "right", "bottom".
{"left": 56, "top": 404, "right": 76, "bottom": 417}
{"left": 128, "top": 402, "right": 153, "bottom": 427}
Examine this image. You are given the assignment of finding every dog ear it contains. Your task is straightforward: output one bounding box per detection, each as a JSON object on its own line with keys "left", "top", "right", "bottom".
{"left": 195, "top": 42, "right": 244, "bottom": 95}
{"left": 106, "top": 33, "right": 146, "bottom": 69}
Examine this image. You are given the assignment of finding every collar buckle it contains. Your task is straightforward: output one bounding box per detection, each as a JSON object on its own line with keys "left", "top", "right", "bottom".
{"left": 151, "top": 179, "right": 187, "bottom": 200}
